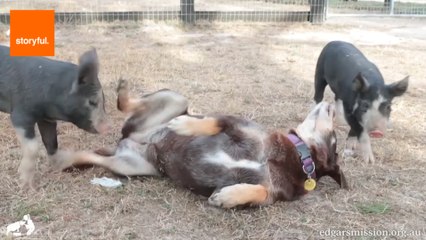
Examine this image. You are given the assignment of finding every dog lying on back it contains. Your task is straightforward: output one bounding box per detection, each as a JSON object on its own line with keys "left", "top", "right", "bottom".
{"left": 59, "top": 80, "right": 348, "bottom": 208}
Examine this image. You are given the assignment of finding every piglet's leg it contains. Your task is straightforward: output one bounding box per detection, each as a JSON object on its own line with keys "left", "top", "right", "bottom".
{"left": 37, "top": 120, "right": 59, "bottom": 162}
{"left": 14, "top": 127, "right": 38, "bottom": 189}
{"left": 359, "top": 130, "right": 375, "bottom": 164}
{"left": 344, "top": 118, "right": 362, "bottom": 158}
{"left": 11, "top": 111, "right": 39, "bottom": 189}
{"left": 335, "top": 100, "right": 348, "bottom": 128}
{"left": 37, "top": 120, "right": 75, "bottom": 171}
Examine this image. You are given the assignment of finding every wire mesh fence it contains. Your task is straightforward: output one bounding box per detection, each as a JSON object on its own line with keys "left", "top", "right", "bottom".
{"left": 328, "top": 0, "right": 426, "bottom": 16}
{"left": 0, "top": 0, "right": 425, "bottom": 25}
{"left": 0, "top": 0, "right": 323, "bottom": 24}
{"left": 0, "top": 0, "right": 313, "bottom": 13}
{"left": 0, "top": 0, "right": 180, "bottom": 12}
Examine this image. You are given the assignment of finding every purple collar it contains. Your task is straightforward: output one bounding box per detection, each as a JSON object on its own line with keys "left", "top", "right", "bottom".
{"left": 287, "top": 133, "right": 316, "bottom": 179}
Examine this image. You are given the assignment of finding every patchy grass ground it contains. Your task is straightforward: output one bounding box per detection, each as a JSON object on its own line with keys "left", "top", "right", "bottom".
{"left": 0, "top": 17, "right": 425, "bottom": 239}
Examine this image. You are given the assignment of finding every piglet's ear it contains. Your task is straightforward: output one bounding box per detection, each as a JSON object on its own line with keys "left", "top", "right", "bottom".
{"left": 388, "top": 76, "right": 409, "bottom": 97}
{"left": 352, "top": 73, "right": 370, "bottom": 92}
{"left": 78, "top": 48, "right": 99, "bottom": 85}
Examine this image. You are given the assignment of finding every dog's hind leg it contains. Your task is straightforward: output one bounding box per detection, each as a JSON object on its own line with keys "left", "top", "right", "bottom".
{"left": 58, "top": 148, "right": 159, "bottom": 177}
{"left": 116, "top": 79, "right": 188, "bottom": 118}
{"left": 116, "top": 79, "right": 145, "bottom": 114}
{"left": 118, "top": 79, "right": 189, "bottom": 142}
{"left": 94, "top": 147, "right": 116, "bottom": 156}
{"left": 208, "top": 184, "right": 270, "bottom": 208}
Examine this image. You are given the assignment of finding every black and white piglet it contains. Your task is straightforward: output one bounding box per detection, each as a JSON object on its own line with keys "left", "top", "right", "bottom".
{"left": 0, "top": 45, "right": 111, "bottom": 188}
{"left": 313, "top": 41, "right": 408, "bottom": 163}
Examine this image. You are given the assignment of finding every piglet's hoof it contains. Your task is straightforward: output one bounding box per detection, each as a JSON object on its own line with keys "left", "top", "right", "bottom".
{"left": 343, "top": 149, "right": 355, "bottom": 158}
{"left": 116, "top": 78, "right": 128, "bottom": 93}
{"left": 49, "top": 150, "right": 74, "bottom": 172}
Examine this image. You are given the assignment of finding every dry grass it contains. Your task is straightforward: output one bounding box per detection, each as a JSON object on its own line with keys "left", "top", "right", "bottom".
{"left": 0, "top": 17, "right": 425, "bottom": 239}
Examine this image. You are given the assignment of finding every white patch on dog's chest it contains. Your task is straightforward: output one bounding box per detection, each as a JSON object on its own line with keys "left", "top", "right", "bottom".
{"left": 203, "top": 151, "right": 262, "bottom": 170}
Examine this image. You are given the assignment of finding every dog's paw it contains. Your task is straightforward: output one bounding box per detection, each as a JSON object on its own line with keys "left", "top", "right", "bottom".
{"left": 208, "top": 186, "right": 240, "bottom": 209}
{"left": 209, "top": 184, "right": 268, "bottom": 208}
{"left": 168, "top": 115, "right": 196, "bottom": 136}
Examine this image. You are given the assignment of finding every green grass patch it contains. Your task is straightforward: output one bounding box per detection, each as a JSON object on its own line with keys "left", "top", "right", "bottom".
{"left": 356, "top": 202, "right": 391, "bottom": 214}
{"left": 12, "top": 200, "right": 51, "bottom": 223}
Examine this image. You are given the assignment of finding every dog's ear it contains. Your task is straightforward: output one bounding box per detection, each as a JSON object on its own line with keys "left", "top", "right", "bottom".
{"left": 310, "top": 145, "right": 348, "bottom": 189}
{"left": 309, "top": 145, "right": 329, "bottom": 168}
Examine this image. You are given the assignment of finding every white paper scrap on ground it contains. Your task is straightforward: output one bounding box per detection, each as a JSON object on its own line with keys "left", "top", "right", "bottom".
{"left": 90, "top": 177, "right": 123, "bottom": 188}
{"left": 6, "top": 214, "right": 35, "bottom": 237}
{"left": 6, "top": 29, "right": 10, "bottom": 37}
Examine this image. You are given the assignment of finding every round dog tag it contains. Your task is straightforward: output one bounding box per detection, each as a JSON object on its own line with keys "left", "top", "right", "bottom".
{"left": 304, "top": 178, "right": 316, "bottom": 191}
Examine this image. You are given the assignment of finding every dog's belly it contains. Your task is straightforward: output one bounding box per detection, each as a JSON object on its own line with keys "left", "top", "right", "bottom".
{"left": 202, "top": 151, "right": 262, "bottom": 170}
{"left": 152, "top": 132, "right": 266, "bottom": 197}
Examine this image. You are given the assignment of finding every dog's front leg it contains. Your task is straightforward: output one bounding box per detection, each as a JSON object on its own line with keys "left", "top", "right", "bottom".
{"left": 208, "top": 184, "right": 269, "bottom": 208}
{"left": 168, "top": 115, "right": 246, "bottom": 138}
{"left": 168, "top": 115, "right": 221, "bottom": 136}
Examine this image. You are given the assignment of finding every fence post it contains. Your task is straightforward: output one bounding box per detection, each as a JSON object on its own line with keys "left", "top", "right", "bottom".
{"left": 180, "top": 0, "right": 195, "bottom": 24}
{"left": 309, "top": 0, "right": 326, "bottom": 24}
{"left": 389, "top": 0, "right": 395, "bottom": 15}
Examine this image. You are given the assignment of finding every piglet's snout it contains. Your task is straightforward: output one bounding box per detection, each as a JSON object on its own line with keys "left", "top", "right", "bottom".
{"left": 367, "top": 119, "right": 387, "bottom": 138}
{"left": 369, "top": 130, "right": 384, "bottom": 138}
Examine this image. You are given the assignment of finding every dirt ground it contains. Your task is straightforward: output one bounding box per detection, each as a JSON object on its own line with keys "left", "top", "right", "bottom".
{"left": 0, "top": 16, "right": 425, "bottom": 239}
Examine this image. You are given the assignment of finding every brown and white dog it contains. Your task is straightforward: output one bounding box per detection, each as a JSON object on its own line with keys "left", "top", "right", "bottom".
{"left": 59, "top": 80, "right": 348, "bottom": 208}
